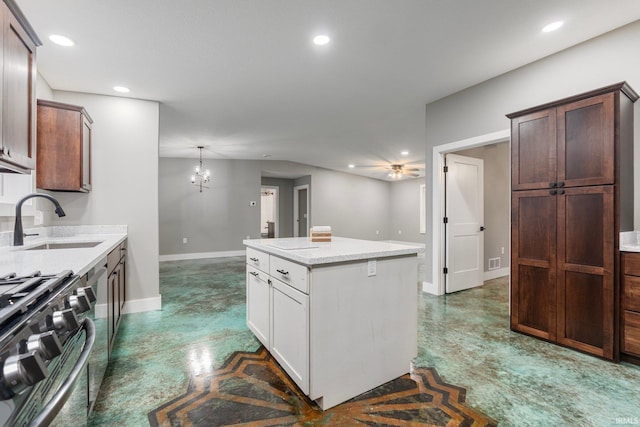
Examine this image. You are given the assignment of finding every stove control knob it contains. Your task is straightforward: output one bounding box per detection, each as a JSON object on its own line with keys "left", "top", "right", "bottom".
{"left": 26, "top": 331, "right": 63, "bottom": 360}
{"left": 69, "top": 293, "right": 91, "bottom": 314}
{"left": 78, "top": 286, "right": 96, "bottom": 303}
{"left": 53, "top": 308, "right": 80, "bottom": 332}
{"left": 3, "top": 351, "right": 49, "bottom": 391}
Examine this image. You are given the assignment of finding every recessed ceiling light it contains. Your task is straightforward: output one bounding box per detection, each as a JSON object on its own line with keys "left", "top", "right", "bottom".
{"left": 313, "top": 34, "right": 330, "bottom": 46}
{"left": 49, "top": 34, "right": 75, "bottom": 47}
{"left": 348, "top": 164, "right": 355, "bottom": 168}
{"left": 401, "top": 150, "right": 409, "bottom": 156}
{"left": 113, "top": 86, "right": 130, "bottom": 93}
{"left": 542, "top": 21, "right": 564, "bottom": 33}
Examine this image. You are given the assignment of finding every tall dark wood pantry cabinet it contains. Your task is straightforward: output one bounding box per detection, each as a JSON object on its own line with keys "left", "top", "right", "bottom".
{"left": 508, "top": 82, "right": 637, "bottom": 360}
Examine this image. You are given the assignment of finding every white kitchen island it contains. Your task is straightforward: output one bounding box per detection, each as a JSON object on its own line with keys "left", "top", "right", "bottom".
{"left": 243, "top": 236, "right": 420, "bottom": 410}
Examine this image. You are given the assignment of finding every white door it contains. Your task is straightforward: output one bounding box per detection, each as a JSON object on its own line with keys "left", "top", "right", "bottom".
{"left": 445, "top": 153, "right": 484, "bottom": 293}
{"left": 293, "top": 185, "right": 309, "bottom": 237}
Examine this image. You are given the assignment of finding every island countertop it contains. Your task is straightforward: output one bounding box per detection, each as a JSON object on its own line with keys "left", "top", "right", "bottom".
{"left": 243, "top": 236, "right": 422, "bottom": 266}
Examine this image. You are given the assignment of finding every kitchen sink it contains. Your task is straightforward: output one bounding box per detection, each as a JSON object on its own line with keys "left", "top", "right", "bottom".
{"left": 25, "top": 241, "right": 103, "bottom": 250}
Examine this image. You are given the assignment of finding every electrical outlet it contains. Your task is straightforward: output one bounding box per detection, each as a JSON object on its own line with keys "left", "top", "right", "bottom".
{"left": 246, "top": 235, "right": 251, "bottom": 240}
{"left": 376, "top": 230, "right": 379, "bottom": 235}
{"left": 367, "top": 259, "right": 377, "bottom": 277}
{"left": 398, "top": 230, "right": 402, "bottom": 235}
{"left": 183, "top": 237, "right": 188, "bottom": 244}
{"left": 501, "top": 247, "right": 505, "bottom": 254}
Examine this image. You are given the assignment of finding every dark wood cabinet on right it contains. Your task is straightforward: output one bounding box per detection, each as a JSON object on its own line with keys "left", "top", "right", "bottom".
{"left": 509, "top": 82, "right": 637, "bottom": 360}
{"left": 621, "top": 252, "right": 640, "bottom": 364}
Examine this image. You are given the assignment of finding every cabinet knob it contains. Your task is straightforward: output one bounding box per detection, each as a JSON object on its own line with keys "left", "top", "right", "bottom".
{"left": 276, "top": 269, "right": 289, "bottom": 276}
{"left": 558, "top": 189, "right": 565, "bottom": 195}
{"left": 550, "top": 189, "right": 557, "bottom": 195}
{"left": 549, "top": 182, "right": 556, "bottom": 188}
{"left": 557, "top": 181, "right": 565, "bottom": 187}
{"left": 249, "top": 257, "right": 259, "bottom": 262}
{"left": 249, "top": 271, "right": 259, "bottom": 277}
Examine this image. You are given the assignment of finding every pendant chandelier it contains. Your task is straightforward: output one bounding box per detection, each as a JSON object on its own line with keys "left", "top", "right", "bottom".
{"left": 190, "top": 146, "right": 210, "bottom": 192}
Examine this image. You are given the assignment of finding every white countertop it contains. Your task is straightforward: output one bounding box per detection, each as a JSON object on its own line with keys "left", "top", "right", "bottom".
{"left": 0, "top": 225, "right": 127, "bottom": 276}
{"left": 620, "top": 231, "right": 640, "bottom": 252}
{"left": 243, "top": 236, "right": 422, "bottom": 266}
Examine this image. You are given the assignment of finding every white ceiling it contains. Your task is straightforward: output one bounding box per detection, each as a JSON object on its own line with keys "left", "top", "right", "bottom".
{"left": 15, "top": 0, "right": 640, "bottom": 181}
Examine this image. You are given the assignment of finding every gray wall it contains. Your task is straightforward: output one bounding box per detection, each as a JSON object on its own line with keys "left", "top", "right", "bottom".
{"left": 424, "top": 20, "right": 640, "bottom": 284}
{"left": 159, "top": 159, "right": 394, "bottom": 255}
{"left": 455, "top": 142, "right": 510, "bottom": 271}
{"left": 43, "top": 90, "right": 161, "bottom": 304}
{"left": 261, "top": 177, "right": 294, "bottom": 237}
{"left": 389, "top": 178, "right": 425, "bottom": 243}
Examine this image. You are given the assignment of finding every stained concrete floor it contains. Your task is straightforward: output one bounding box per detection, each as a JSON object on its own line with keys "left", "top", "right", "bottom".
{"left": 89, "top": 256, "right": 640, "bottom": 426}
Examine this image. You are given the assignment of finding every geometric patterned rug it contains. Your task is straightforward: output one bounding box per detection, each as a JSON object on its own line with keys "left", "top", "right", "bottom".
{"left": 148, "top": 346, "right": 498, "bottom": 426}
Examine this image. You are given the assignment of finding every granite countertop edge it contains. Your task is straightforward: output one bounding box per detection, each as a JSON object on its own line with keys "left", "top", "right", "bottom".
{"left": 243, "top": 236, "right": 422, "bottom": 266}
{"left": 0, "top": 225, "right": 128, "bottom": 277}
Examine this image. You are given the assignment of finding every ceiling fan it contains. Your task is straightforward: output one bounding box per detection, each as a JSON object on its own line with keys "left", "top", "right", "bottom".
{"left": 386, "top": 164, "right": 421, "bottom": 179}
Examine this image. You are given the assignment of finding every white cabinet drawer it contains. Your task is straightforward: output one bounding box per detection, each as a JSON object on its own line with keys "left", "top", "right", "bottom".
{"left": 270, "top": 255, "right": 309, "bottom": 294}
{"left": 247, "top": 247, "right": 269, "bottom": 273}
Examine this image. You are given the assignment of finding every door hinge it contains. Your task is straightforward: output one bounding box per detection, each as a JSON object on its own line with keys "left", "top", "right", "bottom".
{"left": 443, "top": 217, "right": 448, "bottom": 223}
{"left": 443, "top": 165, "right": 448, "bottom": 173}
{"left": 443, "top": 267, "right": 448, "bottom": 274}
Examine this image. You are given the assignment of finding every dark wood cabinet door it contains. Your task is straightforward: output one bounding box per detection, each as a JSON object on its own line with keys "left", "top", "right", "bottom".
{"left": 511, "top": 108, "right": 556, "bottom": 191}
{"left": 556, "top": 186, "right": 615, "bottom": 359}
{"left": 511, "top": 190, "right": 557, "bottom": 340}
{"left": 557, "top": 93, "right": 615, "bottom": 187}
{"left": 36, "top": 100, "right": 92, "bottom": 192}
{"left": 0, "top": 3, "right": 37, "bottom": 173}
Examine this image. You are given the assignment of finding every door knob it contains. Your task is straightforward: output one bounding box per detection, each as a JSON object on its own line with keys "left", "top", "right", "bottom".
{"left": 480, "top": 226, "right": 486, "bottom": 231}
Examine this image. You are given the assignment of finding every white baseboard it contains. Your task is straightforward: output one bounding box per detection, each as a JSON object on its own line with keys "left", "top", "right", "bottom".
{"left": 95, "top": 294, "right": 162, "bottom": 317}
{"left": 159, "top": 250, "right": 246, "bottom": 262}
{"left": 123, "top": 295, "right": 162, "bottom": 314}
{"left": 422, "top": 281, "right": 442, "bottom": 296}
{"left": 484, "top": 267, "right": 510, "bottom": 281}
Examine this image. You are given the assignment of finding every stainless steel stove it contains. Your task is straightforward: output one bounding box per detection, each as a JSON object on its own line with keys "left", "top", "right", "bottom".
{"left": 0, "top": 270, "right": 97, "bottom": 426}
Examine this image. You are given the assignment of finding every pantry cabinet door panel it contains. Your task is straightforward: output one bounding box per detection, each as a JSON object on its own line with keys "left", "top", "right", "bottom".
{"left": 557, "top": 93, "right": 615, "bottom": 187}
{"left": 511, "top": 109, "right": 556, "bottom": 190}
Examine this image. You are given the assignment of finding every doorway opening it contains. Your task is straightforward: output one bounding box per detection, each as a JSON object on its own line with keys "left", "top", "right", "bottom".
{"left": 430, "top": 129, "right": 510, "bottom": 296}
{"left": 294, "top": 184, "right": 309, "bottom": 237}
{"left": 261, "top": 186, "right": 278, "bottom": 238}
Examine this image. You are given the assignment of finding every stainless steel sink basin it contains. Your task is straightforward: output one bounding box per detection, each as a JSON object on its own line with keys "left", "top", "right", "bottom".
{"left": 25, "top": 241, "right": 103, "bottom": 250}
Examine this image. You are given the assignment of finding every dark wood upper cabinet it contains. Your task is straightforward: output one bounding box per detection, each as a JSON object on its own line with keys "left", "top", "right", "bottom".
{"left": 36, "top": 100, "right": 93, "bottom": 192}
{"left": 510, "top": 109, "right": 556, "bottom": 190}
{"left": 0, "top": 0, "right": 40, "bottom": 174}
{"left": 508, "top": 82, "right": 637, "bottom": 361}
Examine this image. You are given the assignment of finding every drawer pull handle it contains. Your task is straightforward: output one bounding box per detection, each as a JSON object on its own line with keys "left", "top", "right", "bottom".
{"left": 276, "top": 269, "right": 289, "bottom": 276}
{"left": 250, "top": 271, "right": 259, "bottom": 277}
{"left": 249, "top": 257, "right": 259, "bottom": 262}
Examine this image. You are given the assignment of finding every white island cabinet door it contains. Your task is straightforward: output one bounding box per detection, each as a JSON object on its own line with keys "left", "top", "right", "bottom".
{"left": 271, "top": 278, "right": 309, "bottom": 394}
{"left": 246, "top": 269, "right": 270, "bottom": 348}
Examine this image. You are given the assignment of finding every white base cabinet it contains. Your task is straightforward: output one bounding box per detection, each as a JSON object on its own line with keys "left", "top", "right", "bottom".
{"left": 271, "top": 278, "right": 309, "bottom": 393}
{"left": 245, "top": 240, "right": 418, "bottom": 410}
{"left": 246, "top": 269, "right": 270, "bottom": 347}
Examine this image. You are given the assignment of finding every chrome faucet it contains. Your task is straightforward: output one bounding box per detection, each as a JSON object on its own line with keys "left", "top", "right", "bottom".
{"left": 13, "top": 193, "right": 66, "bottom": 246}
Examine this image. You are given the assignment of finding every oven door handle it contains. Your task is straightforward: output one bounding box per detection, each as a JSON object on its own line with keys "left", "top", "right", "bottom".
{"left": 28, "top": 317, "right": 96, "bottom": 427}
